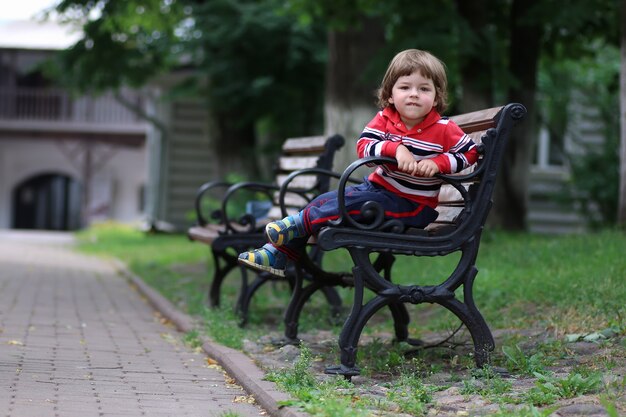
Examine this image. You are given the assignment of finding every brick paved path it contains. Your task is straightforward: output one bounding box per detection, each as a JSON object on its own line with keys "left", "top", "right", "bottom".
{"left": 0, "top": 233, "right": 265, "bottom": 417}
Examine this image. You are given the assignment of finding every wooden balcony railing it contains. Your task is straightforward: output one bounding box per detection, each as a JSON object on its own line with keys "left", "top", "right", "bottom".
{"left": 0, "top": 87, "right": 145, "bottom": 125}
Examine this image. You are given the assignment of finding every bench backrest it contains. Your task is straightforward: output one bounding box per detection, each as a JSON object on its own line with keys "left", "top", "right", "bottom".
{"left": 264, "top": 134, "right": 345, "bottom": 221}
{"left": 426, "top": 104, "right": 526, "bottom": 233}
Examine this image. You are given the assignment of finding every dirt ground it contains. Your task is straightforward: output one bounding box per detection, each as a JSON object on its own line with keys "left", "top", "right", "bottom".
{"left": 242, "top": 324, "right": 626, "bottom": 417}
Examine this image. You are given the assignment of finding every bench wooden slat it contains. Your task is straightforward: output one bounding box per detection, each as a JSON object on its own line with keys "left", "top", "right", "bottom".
{"left": 449, "top": 106, "right": 502, "bottom": 133}
{"left": 427, "top": 115, "right": 500, "bottom": 228}
{"left": 273, "top": 191, "right": 311, "bottom": 208}
{"left": 276, "top": 174, "right": 318, "bottom": 189}
{"left": 278, "top": 156, "right": 320, "bottom": 171}
{"left": 262, "top": 206, "right": 300, "bottom": 222}
{"left": 281, "top": 136, "right": 327, "bottom": 154}
{"left": 188, "top": 223, "right": 252, "bottom": 244}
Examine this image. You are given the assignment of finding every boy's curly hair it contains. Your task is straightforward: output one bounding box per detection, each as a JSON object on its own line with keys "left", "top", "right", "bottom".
{"left": 376, "top": 49, "right": 448, "bottom": 113}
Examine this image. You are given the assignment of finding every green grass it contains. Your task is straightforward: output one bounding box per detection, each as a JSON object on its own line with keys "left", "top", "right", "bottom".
{"left": 75, "top": 223, "right": 626, "bottom": 416}
{"left": 76, "top": 223, "right": 626, "bottom": 334}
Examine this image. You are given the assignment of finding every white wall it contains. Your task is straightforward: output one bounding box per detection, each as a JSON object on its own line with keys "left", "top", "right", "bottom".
{"left": 0, "top": 137, "right": 147, "bottom": 229}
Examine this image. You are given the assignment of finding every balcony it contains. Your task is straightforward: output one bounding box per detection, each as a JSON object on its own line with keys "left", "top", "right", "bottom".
{"left": 0, "top": 87, "right": 149, "bottom": 143}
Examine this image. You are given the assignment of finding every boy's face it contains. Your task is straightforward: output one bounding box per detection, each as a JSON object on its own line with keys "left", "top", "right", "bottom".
{"left": 388, "top": 71, "right": 437, "bottom": 129}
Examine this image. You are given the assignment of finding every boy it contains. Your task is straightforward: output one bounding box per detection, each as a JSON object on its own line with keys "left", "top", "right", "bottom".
{"left": 239, "top": 49, "right": 479, "bottom": 277}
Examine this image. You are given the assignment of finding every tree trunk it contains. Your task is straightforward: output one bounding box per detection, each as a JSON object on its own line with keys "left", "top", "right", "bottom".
{"left": 455, "top": 0, "right": 495, "bottom": 112}
{"left": 324, "top": 17, "right": 386, "bottom": 172}
{"left": 490, "top": 0, "right": 542, "bottom": 230}
{"left": 619, "top": 0, "right": 626, "bottom": 226}
{"left": 214, "top": 116, "right": 258, "bottom": 179}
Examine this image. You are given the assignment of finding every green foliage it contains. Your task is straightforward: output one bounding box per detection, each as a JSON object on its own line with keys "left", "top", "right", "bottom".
{"left": 490, "top": 405, "right": 558, "bottom": 417}
{"left": 383, "top": 371, "right": 433, "bottom": 415}
{"left": 215, "top": 412, "right": 243, "bottom": 417}
{"left": 525, "top": 370, "right": 603, "bottom": 405}
{"left": 600, "top": 397, "right": 621, "bottom": 417}
{"left": 47, "top": 0, "right": 185, "bottom": 91}
{"left": 266, "top": 344, "right": 317, "bottom": 390}
{"left": 182, "top": 329, "right": 202, "bottom": 349}
{"left": 184, "top": 0, "right": 327, "bottom": 137}
{"left": 266, "top": 346, "right": 371, "bottom": 417}
{"left": 502, "top": 345, "right": 548, "bottom": 376}
{"left": 202, "top": 306, "right": 249, "bottom": 350}
{"left": 355, "top": 338, "right": 406, "bottom": 375}
{"left": 460, "top": 367, "right": 513, "bottom": 399}
{"left": 48, "top": 0, "right": 327, "bottom": 141}
{"left": 538, "top": 43, "right": 619, "bottom": 226}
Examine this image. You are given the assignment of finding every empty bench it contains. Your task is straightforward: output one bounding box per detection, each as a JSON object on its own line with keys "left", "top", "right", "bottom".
{"left": 188, "top": 134, "right": 345, "bottom": 324}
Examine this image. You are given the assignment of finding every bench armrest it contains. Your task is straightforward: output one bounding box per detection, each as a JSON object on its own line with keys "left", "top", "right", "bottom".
{"left": 220, "top": 181, "right": 280, "bottom": 233}
{"left": 329, "top": 155, "right": 487, "bottom": 232}
{"left": 193, "top": 180, "right": 233, "bottom": 226}
{"left": 277, "top": 167, "right": 362, "bottom": 218}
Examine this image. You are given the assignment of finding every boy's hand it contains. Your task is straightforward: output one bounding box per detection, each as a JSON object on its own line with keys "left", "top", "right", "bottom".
{"left": 395, "top": 145, "right": 419, "bottom": 175}
{"left": 395, "top": 145, "right": 439, "bottom": 177}
{"left": 415, "top": 159, "right": 439, "bottom": 177}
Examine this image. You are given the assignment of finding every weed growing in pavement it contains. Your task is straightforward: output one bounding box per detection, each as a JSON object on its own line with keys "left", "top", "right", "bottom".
{"left": 606, "top": 374, "right": 626, "bottom": 400}
{"left": 355, "top": 338, "right": 405, "bottom": 376}
{"left": 266, "top": 345, "right": 371, "bottom": 417}
{"left": 182, "top": 329, "right": 202, "bottom": 349}
{"left": 382, "top": 371, "right": 434, "bottom": 415}
{"left": 266, "top": 344, "right": 317, "bottom": 390}
{"left": 490, "top": 405, "right": 558, "bottom": 417}
{"left": 524, "top": 370, "right": 603, "bottom": 405}
{"left": 600, "top": 396, "right": 622, "bottom": 417}
{"left": 501, "top": 344, "right": 548, "bottom": 376}
{"left": 460, "top": 366, "right": 513, "bottom": 400}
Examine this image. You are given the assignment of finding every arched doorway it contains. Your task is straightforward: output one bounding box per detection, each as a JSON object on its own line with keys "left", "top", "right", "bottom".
{"left": 12, "top": 173, "right": 82, "bottom": 231}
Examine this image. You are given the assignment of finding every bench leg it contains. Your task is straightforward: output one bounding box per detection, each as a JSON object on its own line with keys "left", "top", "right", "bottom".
{"left": 438, "top": 267, "right": 495, "bottom": 367}
{"left": 325, "top": 265, "right": 389, "bottom": 378}
{"left": 234, "top": 265, "right": 256, "bottom": 326}
{"left": 282, "top": 266, "right": 344, "bottom": 344}
{"left": 208, "top": 248, "right": 239, "bottom": 307}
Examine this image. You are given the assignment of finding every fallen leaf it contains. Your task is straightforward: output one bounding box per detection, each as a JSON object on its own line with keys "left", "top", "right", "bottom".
{"left": 233, "top": 395, "right": 256, "bottom": 404}
{"left": 565, "top": 333, "right": 582, "bottom": 343}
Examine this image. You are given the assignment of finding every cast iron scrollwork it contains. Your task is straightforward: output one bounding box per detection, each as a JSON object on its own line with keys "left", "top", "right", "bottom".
{"left": 380, "top": 285, "right": 454, "bottom": 304}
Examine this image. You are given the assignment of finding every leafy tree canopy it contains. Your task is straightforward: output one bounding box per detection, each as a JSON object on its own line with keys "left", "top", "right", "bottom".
{"left": 46, "top": 0, "right": 327, "bottom": 137}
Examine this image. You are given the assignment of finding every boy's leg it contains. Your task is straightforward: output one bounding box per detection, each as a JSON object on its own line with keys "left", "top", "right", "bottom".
{"left": 264, "top": 187, "right": 340, "bottom": 247}
{"left": 238, "top": 181, "right": 438, "bottom": 277}
{"left": 302, "top": 181, "right": 438, "bottom": 233}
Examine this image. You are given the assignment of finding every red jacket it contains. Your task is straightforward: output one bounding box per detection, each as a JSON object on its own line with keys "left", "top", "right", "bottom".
{"left": 357, "top": 107, "right": 479, "bottom": 208}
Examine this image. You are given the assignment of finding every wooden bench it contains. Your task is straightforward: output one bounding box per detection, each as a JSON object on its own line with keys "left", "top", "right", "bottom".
{"left": 277, "top": 103, "right": 527, "bottom": 377}
{"left": 188, "top": 134, "right": 345, "bottom": 325}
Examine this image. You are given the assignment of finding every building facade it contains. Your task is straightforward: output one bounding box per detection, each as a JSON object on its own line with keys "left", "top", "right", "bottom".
{"left": 0, "top": 20, "right": 150, "bottom": 230}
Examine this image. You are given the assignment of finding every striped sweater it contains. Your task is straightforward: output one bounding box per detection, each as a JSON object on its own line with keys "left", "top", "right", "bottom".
{"left": 357, "top": 107, "right": 479, "bottom": 208}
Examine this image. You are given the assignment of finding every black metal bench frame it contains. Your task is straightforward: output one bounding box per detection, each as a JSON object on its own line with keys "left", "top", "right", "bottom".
{"left": 277, "top": 103, "right": 527, "bottom": 377}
